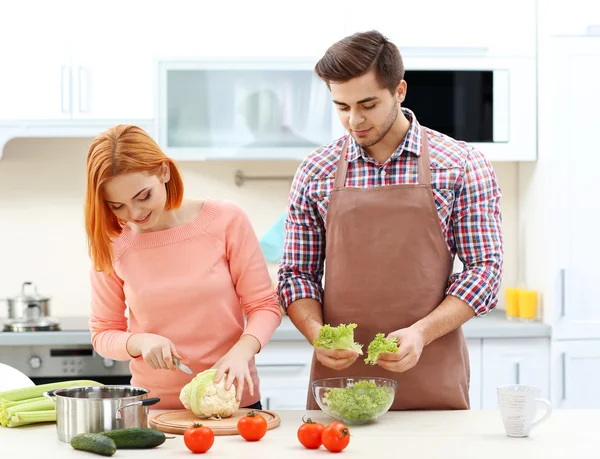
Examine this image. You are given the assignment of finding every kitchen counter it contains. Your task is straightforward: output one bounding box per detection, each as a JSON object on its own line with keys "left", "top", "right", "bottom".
{"left": 1, "top": 409, "right": 596, "bottom": 458}
{"left": 0, "top": 308, "right": 551, "bottom": 347}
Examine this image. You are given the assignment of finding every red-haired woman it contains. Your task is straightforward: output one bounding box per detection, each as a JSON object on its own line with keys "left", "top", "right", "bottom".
{"left": 85, "top": 125, "right": 282, "bottom": 410}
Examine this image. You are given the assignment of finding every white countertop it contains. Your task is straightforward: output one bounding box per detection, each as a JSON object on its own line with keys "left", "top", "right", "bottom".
{"left": 0, "top": 309, "right": 551, "bottom": 347}
{"left": 1, "top": 409, "right": 596, "bottom": 458}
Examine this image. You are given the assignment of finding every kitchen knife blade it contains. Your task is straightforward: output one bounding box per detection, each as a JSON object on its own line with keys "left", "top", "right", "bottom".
{"left": 174, "top": 359, "right": 193, "bottom": 374}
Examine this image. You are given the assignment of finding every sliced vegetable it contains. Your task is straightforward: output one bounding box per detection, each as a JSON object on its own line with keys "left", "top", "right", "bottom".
{"left": 237, "top": 410, "right": 267, "bottom": 441}
{"left": 312, "top": 323, "right": 363, "bottom": 354}
{"left": 99, "top": 427, "right": 168, "bottom": 449}
{"left": 364, "top": 333, "right": 399, "bottom": 365}
{"left": 70, "top": 433, "right": 117, "bottom": 457}
{"left": 184, "top": 423, "right": 214, "bottom": 453}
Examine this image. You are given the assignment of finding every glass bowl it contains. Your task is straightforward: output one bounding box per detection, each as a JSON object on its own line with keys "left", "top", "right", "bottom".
{"left": 312, "top": 376, "right": 398, "bottom": 425}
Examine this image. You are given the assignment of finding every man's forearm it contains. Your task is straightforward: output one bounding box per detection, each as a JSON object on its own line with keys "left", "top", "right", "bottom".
{"left": 410, "top": 295, "right": 476, "bottom": 346}
{"left": 286, "top": 298, "right": 324, "bottom": 344}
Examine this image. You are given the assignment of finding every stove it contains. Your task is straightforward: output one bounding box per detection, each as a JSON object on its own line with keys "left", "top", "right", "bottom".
{"left": 0, "top": 316, "right": 132, "bottom": 386}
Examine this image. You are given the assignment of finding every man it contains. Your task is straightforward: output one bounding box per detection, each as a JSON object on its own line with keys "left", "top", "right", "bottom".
{"left": 277, "top": 30, "right": 504, "bottom": 410}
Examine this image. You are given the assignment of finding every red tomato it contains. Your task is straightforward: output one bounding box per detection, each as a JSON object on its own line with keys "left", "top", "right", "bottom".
{"left": 297, "top": 416, "right": 326, "bottom": 449}
{"left": 322, "top": 422, "right": 350, "bottom": 453}
{"left": 184, "top": 423, "right": 214, "bottom": 454}
{"left": 237, "top": 410, "right": 268, "bottom": 441}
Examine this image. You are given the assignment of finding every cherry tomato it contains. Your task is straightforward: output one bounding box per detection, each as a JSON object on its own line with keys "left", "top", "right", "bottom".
{"left": 322, "top": 421, "right": 350, "bottom": 453}
{"left": 237, "top": 410, "right": 268, "bottom": 441}
{"left": 184, "top": 423, "right": 214, "bottom": 454}
{"left": 297, "top": 416, "right": 326, "bottom": 449}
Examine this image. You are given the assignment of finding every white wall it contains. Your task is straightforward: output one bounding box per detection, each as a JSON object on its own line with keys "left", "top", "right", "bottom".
{"left": 0, "top": 138, "right": 518, "bottom": 318}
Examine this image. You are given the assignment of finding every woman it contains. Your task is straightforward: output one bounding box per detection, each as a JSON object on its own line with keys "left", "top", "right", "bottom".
{"left": 85, "top": 124, "right": 282, "bottom": 410}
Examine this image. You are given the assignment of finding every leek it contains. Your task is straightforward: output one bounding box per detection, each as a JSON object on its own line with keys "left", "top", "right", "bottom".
{"left": 7, "top": 410, "right": 56, "bottom": 428}
{"left": 0, "top": 379, "right": 103, "bottom": 403}
{"left": 0, "top": 379, "right": 103, "bottom": 428}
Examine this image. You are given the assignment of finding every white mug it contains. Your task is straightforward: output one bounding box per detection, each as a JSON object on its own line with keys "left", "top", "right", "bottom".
{"left": 497, "top": 384, "right": 552, "bottom": 437}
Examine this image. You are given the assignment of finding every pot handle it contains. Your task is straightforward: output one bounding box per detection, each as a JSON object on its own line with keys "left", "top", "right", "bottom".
{"left": 115, "top": 397, "right": 161, "bottom": 420}
{"left": 43, "top": 390, "right": 57, "bottom": 404}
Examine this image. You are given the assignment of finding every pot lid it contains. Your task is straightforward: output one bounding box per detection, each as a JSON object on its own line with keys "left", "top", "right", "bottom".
{"left": 8, "top": 282, "right": 50, "bottom": 302}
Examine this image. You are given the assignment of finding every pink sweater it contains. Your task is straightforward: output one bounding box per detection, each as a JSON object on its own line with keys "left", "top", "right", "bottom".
{"left": 89, "top": 199, "right": 282, "bottom": 409}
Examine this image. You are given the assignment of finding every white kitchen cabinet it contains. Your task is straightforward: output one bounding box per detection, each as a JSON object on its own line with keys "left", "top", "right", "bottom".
{"left": 480, "top": 338, "right": 550, "bottom": 409}
{"left": 152, "top": 0, "right": 345, "bottom": 59}
{"left": 552, "top": 340, "right": 600, "bottom": 409}
{"left": 0, "top": 1, "right": 72, "bottom": 120}
{"left": 66, "top": 1, "right": 156, "bottom": 120}
{"left": 0, "top": 0, "right": 155, "bottom": 122}
{"left": 552, "top": 36, "right": 600, "bottom": 339}
{"left": 466, "top": 339, "right": 482, "bottom": 410}
{"left": 545, "top": 0, "right": 600, "bottom": 36}
{"left": 344, "top": 0, "right": 536, "bottom": 57}
{"left": 255, "top": 341, "right": 312, "bottom": 410}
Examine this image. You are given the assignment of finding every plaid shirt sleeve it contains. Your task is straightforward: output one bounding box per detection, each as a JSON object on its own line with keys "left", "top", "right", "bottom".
{"left": 446, "top": 147, "right": 504, "bottom": 316}
{"left": 277, "top": 160, "right": 326, "bottom": 311}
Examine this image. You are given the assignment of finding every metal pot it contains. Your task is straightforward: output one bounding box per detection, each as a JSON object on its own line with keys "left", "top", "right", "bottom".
{"left": 6, "top": 282, "right": 51, "bottom": 320}
{"left": 44, "top": 385, "right": 161, "bottom": 442}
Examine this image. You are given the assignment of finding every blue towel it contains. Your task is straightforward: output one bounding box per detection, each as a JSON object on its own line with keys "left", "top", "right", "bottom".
{"left": 259, "top": 211, "right": 287, "bottom": 263}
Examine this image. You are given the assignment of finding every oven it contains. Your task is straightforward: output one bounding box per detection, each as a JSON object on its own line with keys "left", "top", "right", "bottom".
{"left": 0, "top": 314, "right": 134, "bottom": 387}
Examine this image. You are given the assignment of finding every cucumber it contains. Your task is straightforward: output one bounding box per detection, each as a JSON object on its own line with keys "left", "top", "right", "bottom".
{"left": 70, "top": 433, "right": 117, "bottom": 456}
{"left": 99, "top": 427, "right": 167, "bottom": 449}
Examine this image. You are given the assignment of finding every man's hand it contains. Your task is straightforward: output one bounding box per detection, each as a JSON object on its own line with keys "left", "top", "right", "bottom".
{"left": 315, "top": 347, "right": 360, "bottom": 370}
{"left": 376, "top": 327, "right": 425, "bottom": 373}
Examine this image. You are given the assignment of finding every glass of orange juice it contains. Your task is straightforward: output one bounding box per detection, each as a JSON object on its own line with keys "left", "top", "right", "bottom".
{"left": 518, "top": 289, "right": 538, "bottom": 322}
{"left": 505, "top": 287, "right": 520, "bottom": 320}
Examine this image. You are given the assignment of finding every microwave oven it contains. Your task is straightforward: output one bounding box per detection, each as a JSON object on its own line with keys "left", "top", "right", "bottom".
{"left": 400, "top": 54, "right": 536, "bottom": 161}
{"left": 157, "top": 56, "right": 536, "bottom": 162}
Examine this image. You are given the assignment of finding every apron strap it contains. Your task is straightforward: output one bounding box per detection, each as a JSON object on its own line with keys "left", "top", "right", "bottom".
{"left": 333, "top": 137, "right": 350, "bottom": 190}
{"left": 417, "top": 127, "right": 432, "bottom": 185}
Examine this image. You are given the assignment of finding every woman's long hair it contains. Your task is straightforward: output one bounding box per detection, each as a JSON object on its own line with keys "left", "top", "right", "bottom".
{"left": 84, "top": 125, "right": 184, "bottom": 273}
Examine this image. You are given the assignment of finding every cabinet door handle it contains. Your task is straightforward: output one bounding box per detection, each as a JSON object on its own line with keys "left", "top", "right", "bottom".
{"left": 560, "top": 268, "right": 567, "bottom": 318}
{"left": 561, "top": 352, "right": 567, "bottom": 401}
{"left": 514, "top": 362, "right": 521, "bottom": 385}
{"left": 61, "top": 66, "right": 71, "bottom": 114}
{"left": 265, "top": 397, "right": 270, "bottom": 410}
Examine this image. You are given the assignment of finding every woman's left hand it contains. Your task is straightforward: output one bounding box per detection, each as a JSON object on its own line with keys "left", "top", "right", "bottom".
{"left": 212, "top": 336, "right": 259, "bottom": 401}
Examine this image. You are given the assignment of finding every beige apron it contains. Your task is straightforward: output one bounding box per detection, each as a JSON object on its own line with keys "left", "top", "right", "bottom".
{"left": 307, "top": 128, "right": 470, "bottom": 410}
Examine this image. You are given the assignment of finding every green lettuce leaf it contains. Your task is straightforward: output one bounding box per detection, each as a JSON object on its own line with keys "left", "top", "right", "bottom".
{"left": 312, "top": 323, "right": 363, "bottom": 354}
{"left": 364, "top": 333, "right": 399, "bottom": 365}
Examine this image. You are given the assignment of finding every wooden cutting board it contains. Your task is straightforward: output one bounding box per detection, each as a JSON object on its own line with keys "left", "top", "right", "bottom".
{"left": 149, "top": 408, "right": 281, "bottom": 436}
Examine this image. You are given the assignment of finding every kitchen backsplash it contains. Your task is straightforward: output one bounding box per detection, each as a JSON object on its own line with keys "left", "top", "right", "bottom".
{"left": 0, "top": 137, "right": 518, "bottom": 317}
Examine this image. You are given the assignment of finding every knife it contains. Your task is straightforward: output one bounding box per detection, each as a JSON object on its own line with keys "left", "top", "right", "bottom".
{"left": 173, "top": 358, "right": 193, "bottom": 374}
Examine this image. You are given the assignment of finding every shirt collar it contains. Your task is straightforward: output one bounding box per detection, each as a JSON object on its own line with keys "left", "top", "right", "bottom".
{"left": 345, "top": 107, "right": 422, "bottom": 162}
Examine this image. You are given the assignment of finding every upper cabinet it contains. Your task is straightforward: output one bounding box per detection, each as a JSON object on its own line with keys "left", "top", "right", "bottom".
{"left": 546, "top": 0, "right": 600, "bottom": 36}
{"left": 0, "top": 0, "right": 155, "bottom": 122}
{"left": 0, "top": 2, "right": 71, "bottom": 120}
{"left": 344, "top": 0, "right": 537, "bottom": 58}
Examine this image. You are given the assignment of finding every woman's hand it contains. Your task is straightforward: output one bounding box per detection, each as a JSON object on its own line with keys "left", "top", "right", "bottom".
{"left": 127, "top": 333, "right": 183, "bottom": 371}
{"left": 212, "top": 335, "right": 260, "bottom": 401}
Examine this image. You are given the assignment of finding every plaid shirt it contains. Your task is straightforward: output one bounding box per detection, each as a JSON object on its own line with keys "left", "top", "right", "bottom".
{"left": 277, "top": 108, "right": 503, "bottom": 317}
